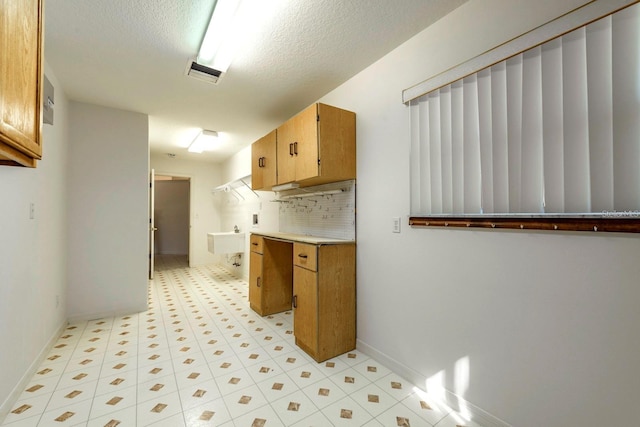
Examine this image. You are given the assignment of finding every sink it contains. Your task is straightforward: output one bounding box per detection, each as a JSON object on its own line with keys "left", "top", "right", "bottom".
{"left": 207, "top": 232, "right": 245, "bottom": 254}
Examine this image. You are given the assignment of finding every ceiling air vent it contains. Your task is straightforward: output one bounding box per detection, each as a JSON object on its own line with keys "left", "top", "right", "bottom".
{"left": 185, "top": 60, "right": 223, "bottom": 84}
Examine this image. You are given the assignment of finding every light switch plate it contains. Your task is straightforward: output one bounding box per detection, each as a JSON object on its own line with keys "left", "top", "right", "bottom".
{"left": 392, "top": 217, "right": 401, "bottom": 233}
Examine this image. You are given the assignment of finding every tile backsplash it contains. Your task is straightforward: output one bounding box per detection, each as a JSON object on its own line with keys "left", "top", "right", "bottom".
{"left": 277, "top": 180, "right": 356, "bottom": 240}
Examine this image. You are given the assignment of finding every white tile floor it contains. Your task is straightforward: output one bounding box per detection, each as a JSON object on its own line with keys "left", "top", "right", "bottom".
{"left": 1, "top": 255, "right": 483, "bottom": 427}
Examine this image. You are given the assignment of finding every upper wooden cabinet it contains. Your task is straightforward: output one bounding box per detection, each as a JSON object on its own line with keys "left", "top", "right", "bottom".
{"left": 251, "top": 129, "right": 277, "bottom": 191}
{"left": 251, "top": 103, "right": 355, "bottom": 190}
{"left": 0, "top": 0, "right": 45, "bottom": 167}
{"left": 277, "top": 103, "right": 355, "bottom": 187}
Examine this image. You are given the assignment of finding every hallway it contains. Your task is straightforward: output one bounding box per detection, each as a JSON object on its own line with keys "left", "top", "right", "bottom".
{"left": 1, "top": 257, "right": 479, "bottom": 426}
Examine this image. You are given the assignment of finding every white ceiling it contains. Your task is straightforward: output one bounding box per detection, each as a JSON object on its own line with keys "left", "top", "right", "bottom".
{"left": 45, "top": 0, "right": 467, "bottom": 163}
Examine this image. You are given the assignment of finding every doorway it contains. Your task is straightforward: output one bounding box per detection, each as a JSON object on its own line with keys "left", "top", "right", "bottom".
{"left": 152, "top": 174, "right": 191, "bottom": 271}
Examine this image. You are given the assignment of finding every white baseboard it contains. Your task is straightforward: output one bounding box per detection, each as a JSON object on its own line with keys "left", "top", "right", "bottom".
{"left": 66, "top": 304, "right": 148, "bottom": 324}
{"left": 356, "top": 339, "right": 512, "bottom": 427}
{"left": 0, "top": 320, "right": 68, "bottom": 423}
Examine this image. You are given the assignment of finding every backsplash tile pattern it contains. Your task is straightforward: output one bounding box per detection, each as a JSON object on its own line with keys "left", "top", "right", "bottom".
{"left": 278, "top": 180, "right": 356, "bottom": 240}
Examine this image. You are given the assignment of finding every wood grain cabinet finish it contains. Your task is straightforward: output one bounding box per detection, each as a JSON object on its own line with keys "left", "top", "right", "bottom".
{"left": 277, "top": 103, "right": 355, "bottom": 187}
{"left": 293, "top": 243, "right": 356, "bottom": 362}
{"left": 250, "top": 129, "right": 277, "bottom": 191}
{"left": 251, "top": 103, "right": 355, "bottom": 190}
{"left": 248, "top": 235, "right": 293, "bottom": 316}
{"left": 0, "top": 0, "right": 44, "bottom": 167}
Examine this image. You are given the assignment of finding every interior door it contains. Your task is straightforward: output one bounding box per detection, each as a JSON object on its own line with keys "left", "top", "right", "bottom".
{"left": 149, "top": 169, "right": 156, "bottom": 279}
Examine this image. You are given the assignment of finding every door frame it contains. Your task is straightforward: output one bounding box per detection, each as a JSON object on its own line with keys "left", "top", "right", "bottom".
{"left": 152, "top": 172, "right": 194, "bottom": 267}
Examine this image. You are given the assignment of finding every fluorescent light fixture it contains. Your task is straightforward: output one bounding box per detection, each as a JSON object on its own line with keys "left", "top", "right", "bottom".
{"left": 188, "top": 130, "right": 219, "bottom": 153}
{"left": 197, "top": 0, "right": 242, "bottom": 73}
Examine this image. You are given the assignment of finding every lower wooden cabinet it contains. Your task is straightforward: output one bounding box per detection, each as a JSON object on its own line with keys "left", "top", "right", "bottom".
{"left": 293, "top": 243, "right": 356, "bottom": 362}
{"left": 248, "top": 236, "right": 293, "bottom": 316}
{"left": 248, "top": 233, "right": 356, "bottom": 362}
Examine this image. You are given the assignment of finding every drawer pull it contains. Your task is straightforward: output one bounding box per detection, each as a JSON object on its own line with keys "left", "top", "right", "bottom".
{"left": 252, "top": 242, "right": 258, "bottom": 246}
{"left": 293, "top": 295, "right": 297, "bottom": 308}
{"left": 298, "top": 253, "right": 308, "bottom": 259}
{"left": 257, "top": 277, "right": 261, "bottom": 287}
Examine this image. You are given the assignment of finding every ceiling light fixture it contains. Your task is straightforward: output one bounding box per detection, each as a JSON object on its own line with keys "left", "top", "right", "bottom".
{"left": 197, "top": 0, "right": 243, "bottom": 73}
{"left": 188, "top": 130, "right": 219, "bottom": 153}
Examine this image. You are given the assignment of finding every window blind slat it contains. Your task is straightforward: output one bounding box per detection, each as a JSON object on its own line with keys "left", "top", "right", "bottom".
{"left": 478, "top": 69, "right": 494, "bottom": 213}
{"left": 490, "top": 62, "right": 509, "bottom": 213}
{"left": 429, "top": 92, "right": 443, "bottom": 213}
{"left": 463, "top": 75, "right": 482, "bottom": 213}
{"left": 440, "top": 87, "right": 454, "bottom": 213}
{"left": 542, "top": 38, "right": 565, "bottom": 213}
{"left": 409, "top": 100, "right": 422, "bottom": 214}
{"left": 562, "top": 28, "right": 591, "bottom": 213}
{"left": 506, "top": 54, "right": 523, "bottom": 213}
{"left": 612, "top": 5, "right": 640, "bottom": 211}
{"left": 586, "top": 16, "right": 614, "bottom": 212}
{"left": 451, "top": 81, "right": 465, "bottom": 213}
{"left": 419, "top": 99, "right": 432, "bottom": 213}
{"left": 521, "top": 47, "right": 544, "bottom": 213}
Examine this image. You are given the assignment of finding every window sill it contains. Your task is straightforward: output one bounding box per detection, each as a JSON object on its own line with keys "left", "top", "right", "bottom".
{"left": 408, "top": 215, "right": 640, "bottom": 233}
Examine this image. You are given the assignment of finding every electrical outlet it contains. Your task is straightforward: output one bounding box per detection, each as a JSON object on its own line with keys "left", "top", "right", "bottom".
{"left": 392, "top": 217, "right": 401, "bottom": 233}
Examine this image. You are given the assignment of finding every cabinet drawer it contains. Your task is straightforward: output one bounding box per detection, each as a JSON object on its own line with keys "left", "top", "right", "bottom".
{"left": 250, "top": 235, "right": 264, "bottom": 253}
{"left": 293, "top": 243, "right": 317, "bottom": 271}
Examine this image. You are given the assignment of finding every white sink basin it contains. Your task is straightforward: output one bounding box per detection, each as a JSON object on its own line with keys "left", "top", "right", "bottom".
{"left": 207, "top": 232, "right": 245, "bottom": 254}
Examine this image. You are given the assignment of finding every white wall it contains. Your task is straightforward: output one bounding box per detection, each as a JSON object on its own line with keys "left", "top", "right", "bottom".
{"left": 150, "top": 154, "right": 221, "bottom": 266}
{"left": 66, "top": 102, "right": 149, "bottom": 321}
{"left": 154, "top": 180, "right": 190, "bottom": 255}
{"left": 0, "top": 63, "right": 69, "bottom": 418}
{"left": 321, "top": 1, "right": 640, "bottom": 426}
{"left": 217, "top": 146, "right": 279, "bottom": 279}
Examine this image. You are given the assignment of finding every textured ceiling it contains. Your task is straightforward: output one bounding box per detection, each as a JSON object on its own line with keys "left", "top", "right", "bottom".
{"left": 45, "top": 0, "right": 467, "bottom": 163}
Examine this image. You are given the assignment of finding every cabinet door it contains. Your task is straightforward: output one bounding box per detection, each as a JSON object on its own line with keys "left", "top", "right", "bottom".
{"left": 276, "top": 104, "right": 319, "bottom": 184}
{"left": 0, "top": 0, "right": 43, "bottom": 167}
{"left": 276, "top": 116, "right": 297, "bottom": 184}
{"left": 251, "top": 130, "right": 277, "bottom": 190}
{"left": 293, "top": 266, "right": 318, "bottom": 354}
{"left": 294, "top": 104, "right": 320, "bottom": 182}
{"left": 249, "top": 251, "right": 263, "bottom": 314}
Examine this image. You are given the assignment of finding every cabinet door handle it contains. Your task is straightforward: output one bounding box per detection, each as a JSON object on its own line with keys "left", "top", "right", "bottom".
{"left": 293, "top": 141, "right": 298, "bottom": 155}
{"left": 261, "top": 157, "right": 266, "bottom": 167}
{"left": 293, "top": 295, "right": 297, "bottom": 308}
{"left": 258, "top": 157, "right": 264, "bottom": 167}
{"left": 297, "top": 253, "right": 308, "bottom": 259}
{"left": 257, "top": 277, "right": 261, "bottom": 287}
{"left": 289, "top": 143, "right": 294, "bottom": 156}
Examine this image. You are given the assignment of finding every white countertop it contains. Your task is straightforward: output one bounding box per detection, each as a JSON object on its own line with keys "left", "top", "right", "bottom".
{"left": 251, "top": 231, "right": 355, "bottom": 245}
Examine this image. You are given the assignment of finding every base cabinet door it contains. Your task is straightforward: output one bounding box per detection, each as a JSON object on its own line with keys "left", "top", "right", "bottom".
{"left": 293, "top": 243, "right": 356, "bottom": 362}
{"left": 248, "top": 250, "right": 263, "bottom": 314}
{"left": 293, "top": 266, "right": 318, "bottom": 356}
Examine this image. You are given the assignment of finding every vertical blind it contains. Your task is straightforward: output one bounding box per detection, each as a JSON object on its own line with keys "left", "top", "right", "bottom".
{"left": 410, "top": 3, "right": 640, "bottom": 216}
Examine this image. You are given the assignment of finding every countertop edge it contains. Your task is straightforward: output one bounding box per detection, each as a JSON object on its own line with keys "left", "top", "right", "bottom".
{"left": 250, "top": 231, "right": 355, "bottom": 245}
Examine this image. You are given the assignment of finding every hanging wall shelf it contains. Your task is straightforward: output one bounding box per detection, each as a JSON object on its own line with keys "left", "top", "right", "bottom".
{"left": 212, "top": 175, "right": 260, "bottom": 201}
